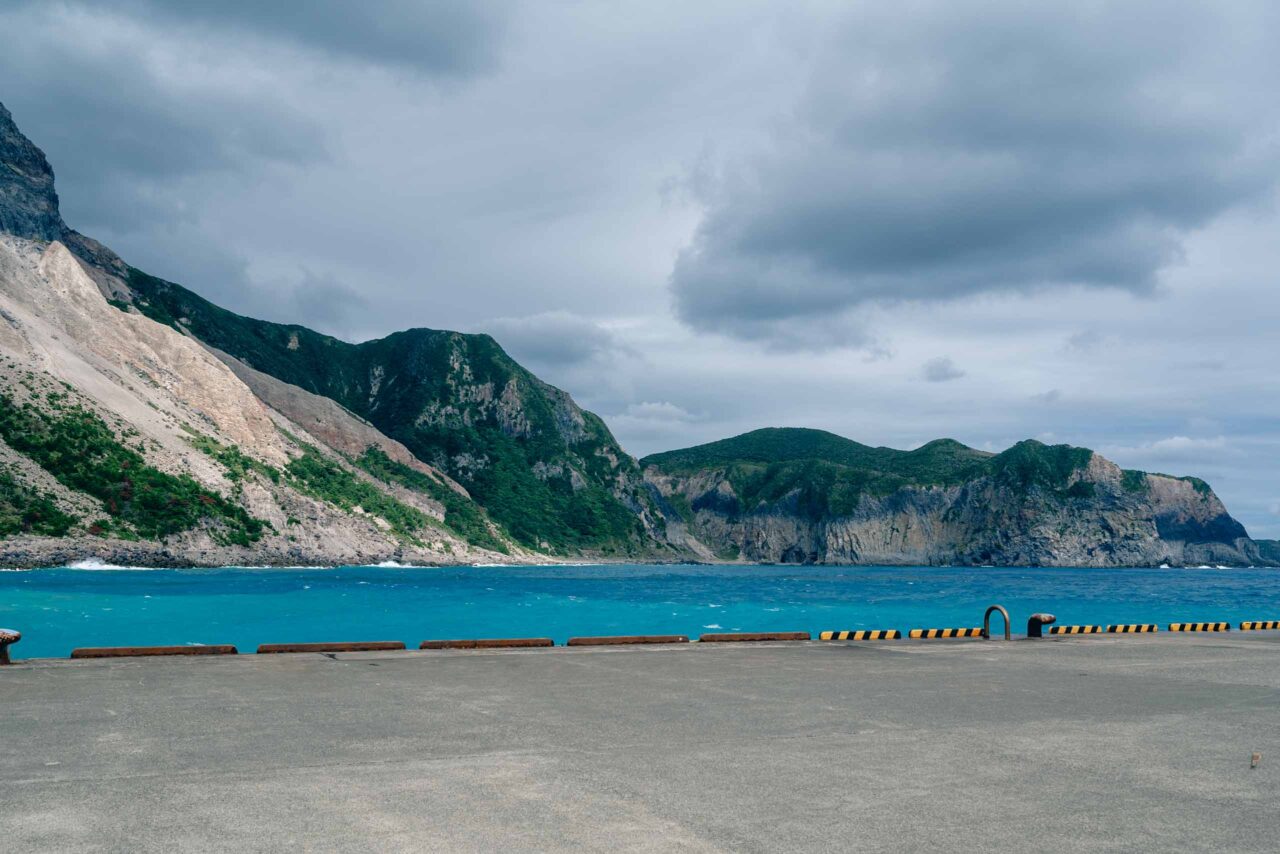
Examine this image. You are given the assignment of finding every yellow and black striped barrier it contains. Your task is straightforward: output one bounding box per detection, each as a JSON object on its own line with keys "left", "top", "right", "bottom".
{"left": 1168, "top": 622, "right": 1230, "bottom": 632}
{"left": 1240, "top": 620, "right": 1280, "bottom": 631}
{"left": 908, "top": 627, "right": 983, "bottom": 639}
{"left": 1049, "top": 625, "right": 1103, "bottom": 635}
{"left": 819, "top": 630, "right": 901, "bottom": 641}
{"left": 1107, "top": 624, "right": 1158, "bottom": 634}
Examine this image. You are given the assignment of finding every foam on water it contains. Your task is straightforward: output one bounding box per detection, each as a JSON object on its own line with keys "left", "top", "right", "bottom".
{"left": 67, "top": 559, "right": 142, "bottom": 571}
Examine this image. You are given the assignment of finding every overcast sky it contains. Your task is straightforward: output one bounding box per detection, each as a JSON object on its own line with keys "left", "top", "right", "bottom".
{"left": 3, "top": 0, "right": 1279, "bottom": 537}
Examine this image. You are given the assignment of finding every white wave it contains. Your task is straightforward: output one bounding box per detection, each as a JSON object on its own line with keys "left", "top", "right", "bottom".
{"left": 66, "top": 559, "right": 141, "bottom": 570}
{"left": 225, "top": 564, "right": 335, "bottom": 570}
{"left": 703, "top": 623, "right": 723, "bottom": 629}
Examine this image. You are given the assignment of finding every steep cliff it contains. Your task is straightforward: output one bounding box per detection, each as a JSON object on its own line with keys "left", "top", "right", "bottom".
{"left": 0, "top": 99, "right": 669, "bottom": 563}
{"left": 0, "top": 102, "right": 518, "bottom": 567}
{"left": 117, "top": 268, "right": 666, "bottom": 555}
{"left": 643, "top": 428, "right": 1269, "bottom": 567}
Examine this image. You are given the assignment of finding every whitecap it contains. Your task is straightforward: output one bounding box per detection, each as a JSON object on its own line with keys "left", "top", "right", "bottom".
{"left": 67, "top": 559, "right": 138, "bottom": 570}
{"left": 703, "top": 624, "right": 722, "bottom": 629}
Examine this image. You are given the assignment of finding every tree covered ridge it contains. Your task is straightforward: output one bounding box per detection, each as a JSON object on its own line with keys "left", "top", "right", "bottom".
{"left": 122, "top": 266, "right": 660, "bottom": 555}
{"left": 642, "top": 428, "right": 1226, "bottom": 523}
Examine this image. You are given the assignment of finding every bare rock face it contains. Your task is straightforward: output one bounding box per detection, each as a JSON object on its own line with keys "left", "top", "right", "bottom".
{"left": 644, "top": 430, "right": 1271, "bottom": 568}
{"left": 0, "top": 103, "right": 65, "bottom": 242}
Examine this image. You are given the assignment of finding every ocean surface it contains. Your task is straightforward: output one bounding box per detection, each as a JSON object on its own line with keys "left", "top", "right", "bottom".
{"left": 3, "top": 563, "right": 1280, "bottom": 660}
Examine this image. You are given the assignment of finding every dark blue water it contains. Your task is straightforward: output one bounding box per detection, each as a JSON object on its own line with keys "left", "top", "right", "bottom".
{"left": 3, "top": 563, "right": 1280, "bottom": 659}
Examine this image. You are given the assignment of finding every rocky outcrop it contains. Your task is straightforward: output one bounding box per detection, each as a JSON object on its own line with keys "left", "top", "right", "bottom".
{"left": 0, "top": 103, "right": 64, "bottom": 241}
{"left": 644, "top": 430, "right": 1272, "bottom": 567}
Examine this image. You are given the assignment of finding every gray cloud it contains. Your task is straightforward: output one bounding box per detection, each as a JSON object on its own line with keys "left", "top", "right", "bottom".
{"left": 27, "top": 0, "right": 506, "bottom": 76}
{"left": 672, "top": 2, "right": 1280, "bottom": 345}
{"left": 1064, "top": 331, "right": 1103, "bottom": 353}
{"left": 0, "top": 4, "right": 326, "bottom": 239}
{"left": 483, "top": 311, "right": 632, "bottom": 369}
{"left": 1033, "top": 389, "right": 1062, "bottom": 404}
{"left": 922, "top": 357, "right": 965, "bottom": 383}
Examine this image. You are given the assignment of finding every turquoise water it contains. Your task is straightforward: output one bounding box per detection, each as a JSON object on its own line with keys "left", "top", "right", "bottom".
{"left": 3, "top": 563, "right": 1280, "bottom": 660}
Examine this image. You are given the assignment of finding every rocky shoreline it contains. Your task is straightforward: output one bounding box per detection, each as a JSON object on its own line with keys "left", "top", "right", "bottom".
{"left": 3, "top": 533, "right": 1275, "bottom": 570}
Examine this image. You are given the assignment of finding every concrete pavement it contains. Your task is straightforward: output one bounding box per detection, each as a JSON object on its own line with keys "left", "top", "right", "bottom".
{"left": 3, "top": 634, "right": 1279, "bottom": 852}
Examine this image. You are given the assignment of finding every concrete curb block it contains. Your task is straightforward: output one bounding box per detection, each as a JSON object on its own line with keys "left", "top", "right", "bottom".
{"left": 70, "top": 645, "right": 238, "bottom": 659}
{"left": 819, "top": 630, "right": 900, "bottom": 641}
{"left": 1168, "top": 622, "right": 1230, "bottom": 632}
{"left": 699, "top": 632, "right": 810, "bottom": 642}
{"left": 1107, "top": 624, "right": 1158, "bottom": 633}
{"left": 256, "top": 641, "right": 406, "bottom": 654}
{"left": 1050, "top": 625, "right": 1103, "bottom": 635}
{"left": 909, "top": 628, "right": 983, "bottom": 639}
{"left": 566, "top": 635, "right": 689, "bottom": 646}
{"left": 419, "top": 638, "right": 554, "bottom": 649}
{"left": 1240, "top": 621, "right": 1280, "bottom": 631}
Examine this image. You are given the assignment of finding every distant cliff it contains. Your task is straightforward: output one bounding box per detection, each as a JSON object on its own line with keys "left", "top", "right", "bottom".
{"left": 643, "top": 428, "right": 1270, "bottom": 567}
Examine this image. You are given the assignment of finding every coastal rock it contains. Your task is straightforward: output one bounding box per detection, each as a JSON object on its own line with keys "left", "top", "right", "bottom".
{"left": 0, "top": 103, "right": 65, "bottom": 242}
{"left": 643, "top": 429, "right": 1272, "bottom": 567}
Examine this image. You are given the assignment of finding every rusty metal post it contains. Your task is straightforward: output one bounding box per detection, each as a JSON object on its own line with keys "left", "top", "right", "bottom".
{"left": 983, "top": 605, "right": 1011, "bottom": 640}
{"left": 1026, "top": 613, "right": 1057, "bottom": 638}
{"left": 0, "top": 628, "right": 20, "bottom": 665}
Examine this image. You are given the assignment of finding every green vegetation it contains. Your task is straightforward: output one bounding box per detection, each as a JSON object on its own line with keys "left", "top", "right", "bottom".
{"left": 988, "top": 440, "right": 1094, "bottom": 497}
{"left": 1121, "top": 469, "right": 1150, "bottom": 493}
{"left": 0, "top": 391, "right": 264, "bottom": 543}
{"left": 124, "top": 266, "right": 657, "bottom": 554}
{"left": 643, "top": 429, "right": 997, "bottom": 520}
{"left": 185, "top": 429, "right": 280, "bottom": 492}
{"left": 643, "top": 429, "right": 992, "bottom": 482}
{"left": 354, "top": 447, "right": 507, "bottom": 553}
{"left": 0, "top": 470, "right": 75, "bottom": 537}
{"left": 1180, "top": 476, "right": 1213, "bottom": 496}
{"left": 283, "top": 439, "right": 434, "bottom": 543}
{"left": 643, "top": 429, "right": 1109, "bottom": 519}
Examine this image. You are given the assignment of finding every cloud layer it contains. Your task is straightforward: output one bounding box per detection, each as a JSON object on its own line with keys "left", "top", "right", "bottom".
{"left": 671, "top": 2, "right": 1280, "bottom": 345}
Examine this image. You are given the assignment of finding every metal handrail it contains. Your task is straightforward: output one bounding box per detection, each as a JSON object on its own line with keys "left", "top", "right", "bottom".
{"left": 983, "top": 605, "right": 1010, "bottom": 641}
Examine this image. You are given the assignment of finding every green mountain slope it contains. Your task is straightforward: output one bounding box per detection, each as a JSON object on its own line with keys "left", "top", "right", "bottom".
{"left": 642, "top": 428, "right": 1000, "bottom": 520}
{"left": 122, "top": 268, "right": 662, "bottom": 555}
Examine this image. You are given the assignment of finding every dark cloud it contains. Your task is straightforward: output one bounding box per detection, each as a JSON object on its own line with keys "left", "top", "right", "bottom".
{"left": 921, "top": 357, "right": 964, "bottom": 383}
{"left": 672, "top": 2, "right": 1280, "bottom": 345}
{"left": 1033, "top": 389, "right": 1063, "bottom": 404}
{"left": 37, "top": 0, "right": 506, "bottom": 76}
{"left": 281, "top": 270, "right": 370, "bottom": 339}
{"left": 483, "top": 312, "right": 631, "bottom": 369}
{"left": 0, "top": 6, "right": 326, "bottom": 238}
{"left": 1064, "top": 331, "right": 1104, "bottom": 353}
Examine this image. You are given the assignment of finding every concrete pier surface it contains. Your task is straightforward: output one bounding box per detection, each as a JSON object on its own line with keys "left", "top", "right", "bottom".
{"left": 3, "top": 635, "right": 1279, "bottom": 852}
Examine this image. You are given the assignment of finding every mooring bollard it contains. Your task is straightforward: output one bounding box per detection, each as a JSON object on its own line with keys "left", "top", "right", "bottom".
{"left": 0, "top": 628, "right": 20, "bottom": 665}
{"left": 1027, "top": 613, "right": 1056, "bottom": 638}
